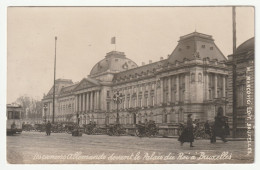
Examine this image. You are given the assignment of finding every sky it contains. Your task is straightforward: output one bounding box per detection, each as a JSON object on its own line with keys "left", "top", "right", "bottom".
{"left": 7, "top": 7, "right": 254, "bottom": 103}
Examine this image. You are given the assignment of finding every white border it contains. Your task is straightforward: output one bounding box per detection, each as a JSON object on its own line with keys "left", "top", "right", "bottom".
{"left": 0, "top": 1, "right": 259, "bottom": 170}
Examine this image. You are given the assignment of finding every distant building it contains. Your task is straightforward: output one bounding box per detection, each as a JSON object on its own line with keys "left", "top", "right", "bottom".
{"left": 226, "top": 37, "right": 255, "bottom": 137}
{"left": 42, "top": 32, "right": 228, "bottom": 128}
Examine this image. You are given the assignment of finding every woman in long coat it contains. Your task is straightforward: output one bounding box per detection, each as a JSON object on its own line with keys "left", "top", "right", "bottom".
{"left": 178, "top": 114, "right": 195, "bottom": 147}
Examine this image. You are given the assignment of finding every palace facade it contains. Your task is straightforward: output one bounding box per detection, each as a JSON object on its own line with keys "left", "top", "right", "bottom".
{"left": 42, "top": 32, "right": 229, "bottom": 127}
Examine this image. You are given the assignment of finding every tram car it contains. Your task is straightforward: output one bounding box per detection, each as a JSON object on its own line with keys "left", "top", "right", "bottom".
{"left": 6, "top": 104, "right": 23, "bottom": 135}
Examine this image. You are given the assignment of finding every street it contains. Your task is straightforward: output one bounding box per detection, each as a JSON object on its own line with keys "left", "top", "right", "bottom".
{"left": 7, "top": 131, "right": 254, "bottom": 164}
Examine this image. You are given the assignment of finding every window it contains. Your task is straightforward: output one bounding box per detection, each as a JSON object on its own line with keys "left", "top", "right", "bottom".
{"left": 8, "top": 111, "right": 12, "bottom": 119}
{"left": 107, "top": 91, "right": 110, "bottom": 98}
{"left": 178, "top": 48, "right": 182, "bottom": 51}
{"left": 191, "top": 73, "right": 195, "bottom": 83}
{"left": 151, "top": 96, "right": 154, "bottom": 106}
{"left": 198, "top": 73, "right": 202, "bottom": 83}
{"left": 210, "top": 47, "right": 214, "bottom": 50}
{"left": 106, "top": 102, "right": 110, "bottom": 111}
{"left": 186, "top": 46, "right": 190, "bottom": 49}
{"left": 201, "top": 45, "right": 205, "bottom": 48}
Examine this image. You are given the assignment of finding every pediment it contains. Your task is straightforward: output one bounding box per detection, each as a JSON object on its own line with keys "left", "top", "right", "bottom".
{"left": 74, "top": 78, "right": 100, "bottom": 91}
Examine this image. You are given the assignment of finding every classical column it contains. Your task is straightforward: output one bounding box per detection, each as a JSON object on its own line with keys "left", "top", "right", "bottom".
{"left": 215, "top": 74, "right": 218, "bottom": 98}
{"left": 129, "top": 87, "right": 132, "bottom": 108}
{"left": 185, "top": 73, "right": 190, "bottom": 102}
{"left": 75, "top": 95, "right": 78, "bottom": 112}
{"left": 205, "top": 73, "right": 209, "bottom": 100}
{"left": 97, "top": 90, "right": 100, "bottom": 110}
{"left": 79, "top": 94, "right": 82, "bottom": 112}
{"left": 176, "top": 75, "right": 179, "bottom": 103}
{"left": 160, "top": 78, "right": 164, "bottom": 104}
{"left": 90, "top": 92, "right": 93, "bottom": 111}
{"left": 123, "top": 89, "right": 126, "bottom": 109}
{"left": 86, "top": 92, "right": 89, "bottom": 111}
{"left": 148, "top": 84, "right": 151, "bottom": 106}
{"left": 93, "top": 91, "right": 96, "bottom": 110}
{"left": 142, "top": 85, "right": 145, "bottom": 107}
{"left": 168, "top": 76, "right": 172, "bottom": 103}
{"left": 83, "top": 93, "right": 86, "bottom": 112}
{"left": 136, "top": 85, "right": 140, "bottom": 107}
{"left": 93, "top": 91, "right": 95, "bottom": 110}
{"left": 223, "top": 75, "right": 226, "bottom": 97}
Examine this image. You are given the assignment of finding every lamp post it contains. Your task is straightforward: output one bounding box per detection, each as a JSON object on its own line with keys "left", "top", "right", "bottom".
{"left": 113, "top": 91, "right": 123, "bottom": 124}
{"left": 43, "top": 104, "right": 47, "bottom": 123}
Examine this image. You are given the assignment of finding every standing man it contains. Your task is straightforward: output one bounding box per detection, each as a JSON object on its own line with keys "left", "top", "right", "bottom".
{"left": 46, "top": 121, "right": 52, "bottom": 136}
{"left": 211, "top": 107, "right": 228, "bottom": 143}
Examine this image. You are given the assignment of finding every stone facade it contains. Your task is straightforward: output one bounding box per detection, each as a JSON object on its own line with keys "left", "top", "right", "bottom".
{"left": 226, "top": 37, "right": 255, "bottom": 138}
{"left": 42, "top": 32, "right": 229, "bottom": 128}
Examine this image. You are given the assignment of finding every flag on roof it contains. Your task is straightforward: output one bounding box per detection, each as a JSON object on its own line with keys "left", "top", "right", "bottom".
{"left": 111, "top": 37, "right": 116, "bottom": 44}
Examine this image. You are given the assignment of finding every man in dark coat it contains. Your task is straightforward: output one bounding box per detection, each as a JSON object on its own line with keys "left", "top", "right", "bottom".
{"left": 178, "top": 114, "right": 195, "bottom": 147}
{"left": 46, "top": 121, "right": 52, "bottom": 136}
{"left": 211, "top": 108, "right": 227, "bottom": 143}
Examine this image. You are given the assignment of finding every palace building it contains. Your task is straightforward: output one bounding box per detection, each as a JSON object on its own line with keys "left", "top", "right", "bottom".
{"left": 42, "top": 32, "right": 229, "bottom": 129}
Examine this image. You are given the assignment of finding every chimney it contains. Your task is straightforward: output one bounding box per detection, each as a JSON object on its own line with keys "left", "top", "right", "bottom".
{"left": 142, "top": 62, "right": 145, "bottom": 66}
{"left": 149, "top": 60, "right": 152, "bottom": 64}
{"left": 160, "top": 57, "right": 164, "bottom": 61}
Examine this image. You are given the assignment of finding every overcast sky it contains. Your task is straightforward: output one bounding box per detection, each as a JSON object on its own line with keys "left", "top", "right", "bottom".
{"left": 7, "top": 7, "right": 254, "bottom": 103}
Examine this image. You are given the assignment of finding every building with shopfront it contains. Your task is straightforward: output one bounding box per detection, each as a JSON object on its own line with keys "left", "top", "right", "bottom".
{"left": 42, "top": 32, "right": 228, "bottom": 129}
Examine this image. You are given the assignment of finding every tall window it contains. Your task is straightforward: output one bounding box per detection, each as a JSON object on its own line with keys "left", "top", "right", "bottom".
{"left": 217, "top": 75, "right": 223, "bottom": 98}
{"left": 106, "top": 102, "right": 110, "bottom": 111}
{"left": 107, "top": 91, "right": 110, "bottom": 98}
{"left": 208, "top": 74, "right": 214, "bottom": 99}
{"left": 191, "top": 73, "right": 195, "bottom": 83}
{"left": 198, "top": 73, "right": 202, "bottom": 83}
{"left": 179, "top": 75, "right": 185, "bottom": 102}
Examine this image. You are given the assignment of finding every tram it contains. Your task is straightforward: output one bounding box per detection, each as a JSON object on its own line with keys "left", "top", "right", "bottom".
{"left": 6, "top": 104, "right": 23, "bottom": 135}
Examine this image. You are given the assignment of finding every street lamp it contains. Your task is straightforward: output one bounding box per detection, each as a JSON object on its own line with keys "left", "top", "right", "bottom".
{"left": 113, "top": 91, "right": 123, "bottom": 124}
{"left": 43, "top": 104, "right": 47, "bottom": 123}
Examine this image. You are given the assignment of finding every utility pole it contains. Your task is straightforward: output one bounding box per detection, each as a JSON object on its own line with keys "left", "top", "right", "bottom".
{"left": 232, "top": 7, "right": 237, "bottom": 138}
{"left": 53, "top": 36, "right": 57, "bottom": 124}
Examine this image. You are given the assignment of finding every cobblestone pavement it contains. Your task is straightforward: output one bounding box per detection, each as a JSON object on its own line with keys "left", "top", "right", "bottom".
{"left": 7, "top": 131, "right": 254, "bottom": 164}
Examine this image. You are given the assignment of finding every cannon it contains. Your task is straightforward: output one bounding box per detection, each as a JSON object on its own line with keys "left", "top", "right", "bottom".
{"left": 106, "top": 123, "right": 126, "bottom": 136}
{"left": 135, "top": 121, "right": 158, "bottom": 137}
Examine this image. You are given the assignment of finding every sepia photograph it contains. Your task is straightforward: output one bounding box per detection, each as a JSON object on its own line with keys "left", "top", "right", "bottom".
{"left": 5, "top": 6, "right": 255, "bottom": 164}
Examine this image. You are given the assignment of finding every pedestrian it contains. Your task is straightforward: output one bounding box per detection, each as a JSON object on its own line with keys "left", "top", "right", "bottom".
{"left": 46, "top": 121, "right": 52, "bottom": 136}
{"left": 178, "top": 114, "right": 195, "bottom": 147}
{"left": 211, "top": 107, "right": 228, "bottom": 143}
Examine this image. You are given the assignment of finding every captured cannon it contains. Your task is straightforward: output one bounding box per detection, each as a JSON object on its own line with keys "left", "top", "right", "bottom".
{"left": 106, "top": 123, "right": 126, "bottom": 136}
{"left": 135, "top": 120, "right": 158, "bottom": 137}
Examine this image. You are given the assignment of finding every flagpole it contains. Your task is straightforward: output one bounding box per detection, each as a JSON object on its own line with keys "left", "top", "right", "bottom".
{"left": 232, "top": 6, "right": 237, "bottom": 138}
{"left": 52, "top": 36, "right": 57, "bottom": 124}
